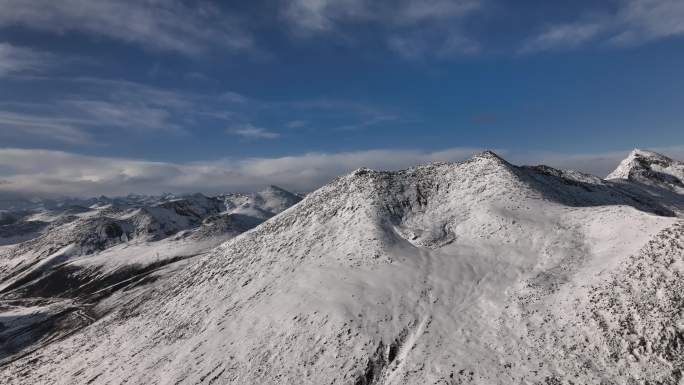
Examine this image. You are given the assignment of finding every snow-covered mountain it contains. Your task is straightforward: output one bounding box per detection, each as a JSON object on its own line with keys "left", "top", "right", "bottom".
{"left": 1, "top": 150, "right": 684, "bottom": 384}
{"left": 0, "top": 193, "right": 178, "bottom": 212}
{"left": 608, "top": 148, "right": 684, "bottom": 192}
{"left": 0, "top": 186, "right": 301, "bottom": 366}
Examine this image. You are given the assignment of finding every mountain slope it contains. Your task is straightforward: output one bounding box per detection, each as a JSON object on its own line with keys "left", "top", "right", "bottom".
{"left": 0, "top": 186, "right": 301, "bottom": 365}
{"left": 1, "top": 151, "right": 683, "bottom": 384}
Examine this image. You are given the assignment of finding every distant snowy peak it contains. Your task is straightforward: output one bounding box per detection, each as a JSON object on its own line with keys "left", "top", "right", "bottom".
{"left": 218, "top": 185, "right": 302, "bottom": 219}
{"left": 607, "top": 149, "right": 673, "bottom": 179}
{"left": 607, "top": 149, "right": 684, "bottom": 191}
{"left": 254, "top": 185, "right": 302, "bottom": 209}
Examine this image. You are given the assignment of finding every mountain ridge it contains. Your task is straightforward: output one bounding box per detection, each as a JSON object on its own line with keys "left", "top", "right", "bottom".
{"left": 1, "top": 150, "right": 683, "bottom": 384}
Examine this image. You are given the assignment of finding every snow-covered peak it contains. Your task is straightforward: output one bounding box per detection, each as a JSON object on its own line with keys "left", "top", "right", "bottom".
{"left": 607, "top": 149, "right": 672, "bottom": 179}
{"left": 606, "top": 148, "right": 684, "bottom": 192}
{"left": 218, "top": 185, "right": 302, "bottom": 220}
{"left": 466, "top": 149, "right": 515, "bottom": 171}
{"left": 472, "top": 149, "right": 506, "bottom": 161}
{"left": 345, "top": 151, "right": 511, "bottom": 180}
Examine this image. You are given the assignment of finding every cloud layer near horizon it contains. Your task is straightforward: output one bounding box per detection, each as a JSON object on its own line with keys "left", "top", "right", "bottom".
{"left": 2, "top": 146, "right": 684, "bottom": 199}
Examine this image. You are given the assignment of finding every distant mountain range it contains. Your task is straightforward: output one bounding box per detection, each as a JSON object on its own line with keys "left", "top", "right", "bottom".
{"left": 0, "top": 185, "right": 302, "bottom": 366}
{"left": 2, "top": 149, "right": 684, "bottom": 384}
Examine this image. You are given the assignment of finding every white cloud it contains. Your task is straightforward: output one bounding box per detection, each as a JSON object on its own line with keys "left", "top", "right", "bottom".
{"left": 0, "top": 147, "right": 481, "bottom": 197}
{"left": 1, "top": 145, "right": 684, "bottom": 198}
{"left": 70, "top": 77, "right": 194, "bottom": 109}
{"left": 63, "top": 100, "right": 185, "bottom": 134}
{"left": 283, "top": 0, "right": 481, "bottom": 32}
{"left": 521, "top": 0, "right": 684, "bottom": 52}
{"left": 394, "top": 0, "right": 481, "bottom": 26}
{"left": 332, "top": 115, "right": 398, "bottom": 131}
{"left": 2, "top": 76, "right": 401, "bottom": 145}
{"left": 388, "top": 35, "right": 434, "bottom": 59}
{"left": 519, "top": 22, "right": 603, "bottom": 53}
{"left": 229, "top": 124, "right": 281, "bottom": 140}
{"left": 609, "top": 0, "right": 684, "bottom": 46}
{"left": 282, "top": 0, "right": 481, "bottom": 59}
{"left": 0, "top": 0, "right": 253, "bottom": 55}
{"left": 0, "top": 111, "right": 91, "bottom": 144}
{"left": 0, "top": 77, "right": 249, "bottom": 144}
{"left": 236, "top": 147, "right": 483, "bottom": 187}
{"left": 0, "top": 43, "right": 52, "bottom": 77}
{"left": 282, "top": 0, "right": 344, "bottom": 32}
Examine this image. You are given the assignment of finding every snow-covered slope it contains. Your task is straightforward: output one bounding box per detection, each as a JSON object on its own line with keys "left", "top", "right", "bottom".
{"left": 1, "top": 150, "right": 684, "bottom": 384}
{"left": 0, "top": 186, "right": 301, "bottom": 365}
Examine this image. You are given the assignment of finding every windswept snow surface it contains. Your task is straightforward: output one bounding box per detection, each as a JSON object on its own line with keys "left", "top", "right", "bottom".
{"left": 2, "top": 150, "right": 684, "bottom": 384}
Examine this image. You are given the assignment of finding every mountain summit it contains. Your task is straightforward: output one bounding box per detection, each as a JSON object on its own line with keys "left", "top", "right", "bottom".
{"left": 1, "top": 150, "right": 684, "bottom": 384}
{"left": 607, "top": 148, "right": 684, "bottom": 192}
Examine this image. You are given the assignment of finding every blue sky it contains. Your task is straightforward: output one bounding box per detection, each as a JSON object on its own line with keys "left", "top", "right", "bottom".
{"left": 1, "top": 0, "right": 683, "bottom": 197}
